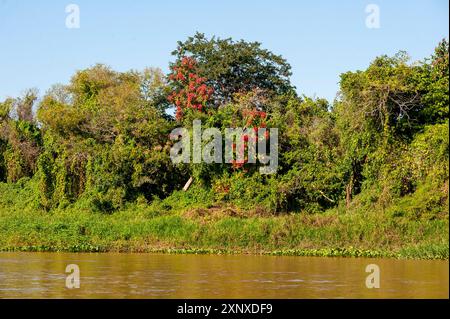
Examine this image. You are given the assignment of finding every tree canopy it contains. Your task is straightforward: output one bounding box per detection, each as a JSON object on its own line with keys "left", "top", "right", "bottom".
{"left": 172, "top": 32, "right": 295, "bottom": 106}
{"left": 0, "top": 35, "right": 448, "bottom": 219}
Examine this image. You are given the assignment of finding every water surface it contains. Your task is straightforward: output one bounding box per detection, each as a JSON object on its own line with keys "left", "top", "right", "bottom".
{"left": 0, "top": 252, "right": 447, "bottom": 298}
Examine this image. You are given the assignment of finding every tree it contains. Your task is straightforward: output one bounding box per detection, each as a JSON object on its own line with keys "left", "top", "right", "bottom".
{"left": 140, "top": 67, "right": 172, "bottom": 118}
{"left": 419, "top": 39, "right": 449, "bottom": 125}
{"left": 334, "top": 41, "right": 449, "bottom": 206}
{"left": 0, "top": 89, "right": 41, "bottom": 183}
{"left": 172, "top": 32, "right": 294, "bottom": 107}
{"left": 167, "top": 56, "right": 214, "bottom": 121}
{"left": 36, "top": 65, "right": 183, "bottom": 210}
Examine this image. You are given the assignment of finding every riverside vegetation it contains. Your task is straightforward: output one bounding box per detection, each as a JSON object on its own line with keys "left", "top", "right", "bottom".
{"left": 0, "top": 34, "right": 448, "bottom": 259}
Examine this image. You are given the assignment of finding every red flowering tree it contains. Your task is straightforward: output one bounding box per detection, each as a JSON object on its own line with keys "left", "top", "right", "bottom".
{"left": 167, "top": 56, "right": 213, "bottom": 121}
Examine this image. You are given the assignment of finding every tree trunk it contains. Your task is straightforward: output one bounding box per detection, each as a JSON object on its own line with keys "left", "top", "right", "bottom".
{"left": 182, "top": 176, "right": 193, "bottom": 191}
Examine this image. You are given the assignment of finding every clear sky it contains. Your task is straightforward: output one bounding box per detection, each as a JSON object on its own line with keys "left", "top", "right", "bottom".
{"left": 0, "top": 0, "right": 448, "bottom": 102}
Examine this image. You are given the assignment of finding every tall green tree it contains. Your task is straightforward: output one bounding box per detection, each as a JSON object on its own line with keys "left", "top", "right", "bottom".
{"left": 334, "top": 40, "right": 449, "bottom": 205}
{"left": 36, "top": 65, "right": 182, "bottom": 210}
{"left": 172, "top": 32, "right": 295, "bottom": 106}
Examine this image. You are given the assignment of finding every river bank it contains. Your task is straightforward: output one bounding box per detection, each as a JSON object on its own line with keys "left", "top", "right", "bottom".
{"left": 0, "top": 201, "right": 448, "bottom": 259}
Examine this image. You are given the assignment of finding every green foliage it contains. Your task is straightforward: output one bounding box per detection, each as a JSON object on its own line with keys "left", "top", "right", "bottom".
{"left": 212, "top": 172, "right": 281, "bottom": 212}
{"left": 0, "top": 90, "right": 42, "bottom": 183}
{"left": 0, "top": 182, "right": 447, "bottom": 259}
{"left": 333, "top": 40, "right": 449, "bottom": 209}
{"left": 272, "top": 95, "right": 344, "bottom": 212}
{"left": 419, "top": 39, "right": 449, "bottom": 124}
{"left": 172, "top": 32, "right": 295, "bottom": 106}
{"left": 31, "top": 65, "right": 185, "bottom": 211}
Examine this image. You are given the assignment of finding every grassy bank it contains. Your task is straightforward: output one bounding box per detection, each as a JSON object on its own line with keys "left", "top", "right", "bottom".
{"left": 0, "top": 183, "right": 448, "bottom": 259}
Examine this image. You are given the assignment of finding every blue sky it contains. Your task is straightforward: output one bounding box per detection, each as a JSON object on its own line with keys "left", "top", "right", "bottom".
{"left": 0, "top": 0, "right": 448, "bottom": 102}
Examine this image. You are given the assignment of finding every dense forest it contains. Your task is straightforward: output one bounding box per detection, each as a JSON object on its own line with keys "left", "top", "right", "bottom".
{"left": 0, "top": 34, "right": 448, "bottom": 257}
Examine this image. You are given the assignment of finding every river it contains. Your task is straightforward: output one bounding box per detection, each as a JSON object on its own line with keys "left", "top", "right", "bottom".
{"left": 0, "top": 252, "right": 447, "bottom": 298}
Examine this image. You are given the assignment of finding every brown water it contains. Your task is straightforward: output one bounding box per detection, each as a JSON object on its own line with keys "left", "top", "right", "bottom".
{"left": 0, "top": 252, "right": 448, "bottom": 298}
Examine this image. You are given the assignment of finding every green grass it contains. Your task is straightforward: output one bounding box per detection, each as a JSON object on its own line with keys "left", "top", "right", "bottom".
{"left": 0, "top": 203, "right": 447, "bottom": 259}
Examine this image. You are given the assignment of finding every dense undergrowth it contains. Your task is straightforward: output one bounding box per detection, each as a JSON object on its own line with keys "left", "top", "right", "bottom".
{"left": 0, "top": 178, "right": 447, "bottom": 259}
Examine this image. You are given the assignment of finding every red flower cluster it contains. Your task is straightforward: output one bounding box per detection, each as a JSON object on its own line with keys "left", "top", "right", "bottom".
{"left": 167, "top": 56, "right": 214, "bottom": 121}
{"left": 231, "top": 108, "right": 269, "bottom": 169}
{"left": 242, "top": 109, "right": 267, "bottom": 124}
